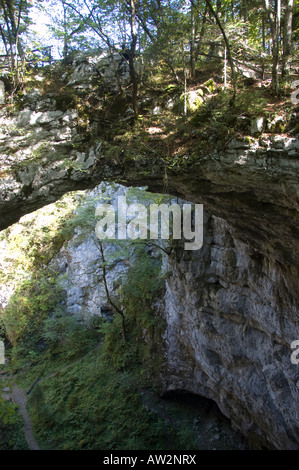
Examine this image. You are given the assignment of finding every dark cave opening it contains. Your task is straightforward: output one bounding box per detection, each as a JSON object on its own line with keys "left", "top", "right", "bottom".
{"left": 162, "top": 389, "right": 222, "bottom": 417}
{"left": 161, "top": 391, "right": 276, "bottom": 450}
{"left": 157, "top": 390, "right": 250, "bottom": 450}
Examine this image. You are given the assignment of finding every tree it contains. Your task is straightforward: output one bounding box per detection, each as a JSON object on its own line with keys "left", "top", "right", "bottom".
{"left": 127, "top": 0, "right": 138, "bottom": 118}
{"left": 203, "top": 0, "right": 237, "bottom": 103}
{"left": 0, "top": 0, "right": 32, "bottom": 86}
{"left": 60, "top": 0, "right": 140, "bottom": 116}
{"left": 97, "top": 239, "right": 127, "bottom": 341}
{"left": 263, "top": 0, "right": 281, "bottom": 94}
{"left": 282, "top": 0, "right": 294, "bottom": 78}
{"left": 61, "top": 194, "right": 128, "bottom": 341}
{"left": 46, "top": 0, "right": 88, "bottom": 62}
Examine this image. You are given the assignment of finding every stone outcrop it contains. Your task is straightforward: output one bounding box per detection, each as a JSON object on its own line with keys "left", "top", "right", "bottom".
{"left": 65, "top": 50, "right": 131, "bottom": 91}
{"left": 1, "top": 100, "right": 298, "bottom": 271}
{"left": 0, "top": 54, "right": 298, "bottom": 273}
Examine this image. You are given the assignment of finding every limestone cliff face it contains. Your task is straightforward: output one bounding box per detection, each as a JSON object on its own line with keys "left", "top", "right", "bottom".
{"left": 0, "top": 53, "right": 299, "bottom": 449}
{"left": 162, "top": 213, "right": 299, "bottom": 450}
{"left": 50, "top": 185, "right": 131, "bottom": 320}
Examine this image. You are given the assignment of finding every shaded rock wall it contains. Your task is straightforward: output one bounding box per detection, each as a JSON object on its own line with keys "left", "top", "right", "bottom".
{"left": 162, "top": 213, "right": 299, "bottom": 449}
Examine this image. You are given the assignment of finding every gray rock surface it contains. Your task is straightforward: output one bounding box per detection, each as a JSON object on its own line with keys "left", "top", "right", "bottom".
{"left": 162, "top": 212, "right": 299, "bottom": 449}
{"left": 66, "top": 50, "right": 131, "bottom": 91}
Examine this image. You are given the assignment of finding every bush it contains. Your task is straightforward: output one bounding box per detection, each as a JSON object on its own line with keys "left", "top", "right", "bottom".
{"left": 2, "top": 271, "right": 64, "bottom": 358}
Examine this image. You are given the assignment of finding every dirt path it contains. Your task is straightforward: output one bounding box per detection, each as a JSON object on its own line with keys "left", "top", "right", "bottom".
{"left": 11, "top": 384, "right": 40, "bottom": 450}
{"left": 1, "top": 375, "right": 40, "bottom": 451}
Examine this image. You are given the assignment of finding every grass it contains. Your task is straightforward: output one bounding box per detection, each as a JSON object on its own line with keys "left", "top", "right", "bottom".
{"left": 0, "top": 373, "right": 29, "bottom": 450}
{"left": 0, "top": 412, "right": 29, "bottom": 450}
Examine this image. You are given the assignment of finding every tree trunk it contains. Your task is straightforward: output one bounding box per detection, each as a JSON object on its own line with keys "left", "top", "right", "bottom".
{"left": 190, "top": 2, "right": 196, "bottom": 79}
{"left": 0, "top": 0, "right": 16, "bottom": 69}
{"left": 264, "top": 0, "right": 281, "bottom": 95}
{"left": 195, "top": 6, "right": 208, "bottom": 61}
{"left": 240, "top": 0, "right": 248, "bottom": 21}
{"left": 282, "top": 0, "right": 294, "bottom": 78}
{"left": 273, "top": 0, "right": 281, "bottom": 94}
{"left": 129, "top": 0, "right": 138, "bottom": 119}
{"left": 231, "top": 1, "right": 235, "bottom": 21}
{"left": 204, "top": 0, "right": 237, "bottom": 104}
{"left": 6, "top": 0, "right": 25, "bottom": 61}
{"left": 262, "top": 14, "right": 266, "bottom": 51}
{"left": 0, "top": 0, "right": 26, "bottom": 86}
{"left": 224, "top": 46, "right": 227, "bottom": 89}
{"left": 62, "top": 2, "right": 69, "bottom": 62}
{"left": 98, "top": 241, "right": 127, "bottom": 343}
{"left": 182, "top": 42, "right": 187, "bottom": 115}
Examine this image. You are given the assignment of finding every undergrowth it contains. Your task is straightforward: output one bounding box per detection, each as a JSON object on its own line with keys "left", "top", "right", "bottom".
{"left": 0, "top": 391, "right": 28, "bottom": 450}
{"left": 1, "top": 228, "right": 200, "bottom": 450}
{"left": 24, "top": 347, "right": 198, "bottom": 451}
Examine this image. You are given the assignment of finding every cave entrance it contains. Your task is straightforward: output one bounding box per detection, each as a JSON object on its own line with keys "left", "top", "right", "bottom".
{"left": 159, "top": 390, "right": 249, "bottom": 450}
